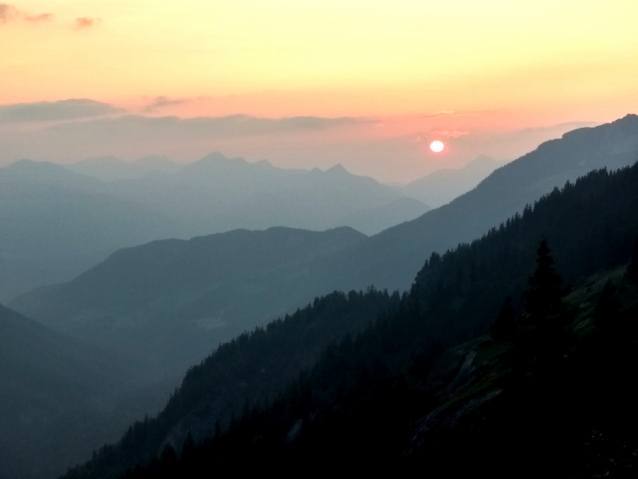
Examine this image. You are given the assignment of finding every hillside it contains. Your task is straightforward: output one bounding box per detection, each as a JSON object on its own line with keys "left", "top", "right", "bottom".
{"left": 11, "top": 227, "right": 366, "bottom": 379}
{"left": 117, "top": 263, "right": 636, "bottom": 478}
{"left": 61, "top": 161, "right": 638, "bottom": 479}
{"left": 0, "top": 305, "right": 169, "bottom": 479}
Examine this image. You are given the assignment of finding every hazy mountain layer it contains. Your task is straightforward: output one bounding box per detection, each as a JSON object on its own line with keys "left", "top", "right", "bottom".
{"left": 12, "top": 115, "right": 638, "bottom": 385}
{"left": 98, "top": 153, "right": 430, "bottom": 236}
{"left": 402, "top": 155, "right": 505, "bottom": 208}
{"left": 11, "top": 227, "right": 366, "bottom": 379}
{"left": 0, "top": 155, "right": 428, "bottom": 301}
{"left": 0, "top": 305, "right": 171, "bottom": 479}
{"left": 66, "top": 156, "right": 178, "bottom": 181}
{"left": 0, "top": 162, "right": 183, "bottom": 301}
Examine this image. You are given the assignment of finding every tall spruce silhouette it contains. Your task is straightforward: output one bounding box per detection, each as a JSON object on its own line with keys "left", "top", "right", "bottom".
{"left": 523, "top": 240, "right": 564, "bottom": 321}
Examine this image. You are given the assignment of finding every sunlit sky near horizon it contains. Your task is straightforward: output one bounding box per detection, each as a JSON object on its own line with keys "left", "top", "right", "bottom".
{"left": 2, "top": 0, "right": 638, "bottom": 182}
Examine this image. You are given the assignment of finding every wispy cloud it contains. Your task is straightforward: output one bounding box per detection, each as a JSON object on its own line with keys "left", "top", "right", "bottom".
{"left": 0, "top": 99, "right": 122, "bottom": 123}
{"left": 74, "top": 16, "right": 101, "bottom": 29}
{"left": 46, "top": 114, "right": 365, "bottom": 138}
{"left": 0, "top": 3, "right": 52, "bottom": 24}
{"left": 432, "top": 130, "right": 470, "bottom": 139}
{"left": 143, "top": 96, "right": 190, "bottom": 113}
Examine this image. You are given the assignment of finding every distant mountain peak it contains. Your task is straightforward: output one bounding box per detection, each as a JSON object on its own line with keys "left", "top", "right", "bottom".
{"left": 325, "top": 164, "right": 349, "bottom": 174}
{"left": 200, "top": 151, "right": 229, "bottom": 162}
{"left": 194, "top": 152, "right": 250, "bottom": 168}
{"left": 6, "top": 158, "right": 60, "bottom": 169}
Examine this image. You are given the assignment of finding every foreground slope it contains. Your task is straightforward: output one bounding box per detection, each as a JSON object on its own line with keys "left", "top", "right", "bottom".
{"left": 63, "top": 162, "right": 638, "bottom": 479}
{"left": 125, "top": 264, "right": 637, "bottom": 478}
{"left": 12, "top": 227, "right": 366, "bottom": 378}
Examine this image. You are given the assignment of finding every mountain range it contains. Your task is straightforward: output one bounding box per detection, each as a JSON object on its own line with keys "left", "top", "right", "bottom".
{"left": 0, "top": 155, "right": 431, "bottom": 302}
{"left": 3, "top": 114, "right": 638, "bottom": 479}
{"left": 60, "top": 143, "right": 638, "bottom": 479}
{"left": 12, "top": 116, "right": 638, "bottom": 384}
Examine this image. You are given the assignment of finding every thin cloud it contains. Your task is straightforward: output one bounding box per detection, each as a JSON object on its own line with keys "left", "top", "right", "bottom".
{"left": 24, "top": 12, "right": 52, "bottom": 22}
{"left": 432, "top": 130, "right": 470, "bottom": 139}
{"left": 0, "top": 3, "right": 18, "bottom": 22}
{"left": 45, "top": 114, "right": 366, "bottom": 138}
{"left": 0, "top": 99, "right": 123, "bottom": 123}
{"left": 74, "top": 16, "right": 101, "bottom": 29}
{"left": 0, "top": 3, "right": 52, "bottom": 24}
{"left": 143, "top": 96, "right": 190, "bottom": 113}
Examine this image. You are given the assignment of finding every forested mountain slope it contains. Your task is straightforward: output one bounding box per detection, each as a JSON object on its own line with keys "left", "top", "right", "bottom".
{"left": 112, "top": 261, "right": 638, "bottom": 478}
{"left": 63, "top": 162, "right": 638, "bottom": 479}
{"left": 317, "top": 114, "right": 638, "bottom": 294}
{"left": 11, "top": 227, "right": 366, "bottom": 378}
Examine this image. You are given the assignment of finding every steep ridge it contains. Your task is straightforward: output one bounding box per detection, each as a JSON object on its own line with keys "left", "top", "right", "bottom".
{"left": 11, "top": 227, "right": 366, "bottom": 379}
{"left": 61, "top": 161, "right": 638, "bottom": 479}
{"left": 318, "top": 114, "right": 638, "bottom": 294}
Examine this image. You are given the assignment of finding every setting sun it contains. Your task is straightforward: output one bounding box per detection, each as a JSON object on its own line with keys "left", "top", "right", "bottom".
{"left": 430, "top": 140, "right": 445, "bottom": 153}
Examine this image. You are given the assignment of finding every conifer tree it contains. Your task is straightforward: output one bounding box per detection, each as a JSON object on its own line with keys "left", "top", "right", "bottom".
{"left": 523, "top": 240, "right": 564, "bottom": 321}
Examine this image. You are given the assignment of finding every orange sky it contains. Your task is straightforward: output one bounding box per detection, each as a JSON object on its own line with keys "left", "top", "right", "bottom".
{"left": 1, "top": 1, "right": 638, "bottom": 181}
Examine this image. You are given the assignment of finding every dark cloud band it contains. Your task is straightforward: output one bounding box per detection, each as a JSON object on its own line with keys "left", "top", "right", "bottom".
{"left": 0, "top": 99, "right": 122, "bottom": 123}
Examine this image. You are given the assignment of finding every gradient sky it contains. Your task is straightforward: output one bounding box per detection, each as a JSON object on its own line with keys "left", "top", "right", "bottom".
{"left": 1, "top": 1, "right": 637, "bottom": 182}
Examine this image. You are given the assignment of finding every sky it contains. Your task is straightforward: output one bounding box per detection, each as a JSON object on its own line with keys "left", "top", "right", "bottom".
{"left": 1, "top": 0, "right": 637, "bottom": 183}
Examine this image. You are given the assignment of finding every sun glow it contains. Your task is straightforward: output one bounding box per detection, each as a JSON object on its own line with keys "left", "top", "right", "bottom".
{"left": 430, "top": 140, "right": 445, "bottom": 153}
